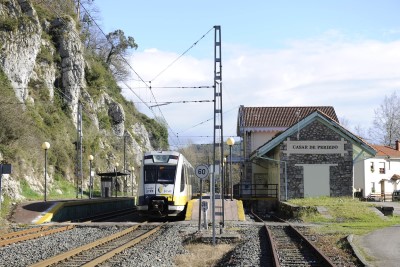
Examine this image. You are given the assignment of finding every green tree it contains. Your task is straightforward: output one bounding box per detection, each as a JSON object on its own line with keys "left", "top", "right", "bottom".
{"left": 100, "top": 29, "right": 138, "bottom": 81}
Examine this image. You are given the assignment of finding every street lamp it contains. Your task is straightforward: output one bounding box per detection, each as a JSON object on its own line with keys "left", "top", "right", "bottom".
{"left": 115, "top": 162, "right": 119, "bottom": 198}
{"left": 130, "top": 166, "right": 135, "bottom": 197}
{"left": 221, "top": 157, "right": 226, "bottom": 229}
{"left": 88, "top": 155, "right": 94, "bottom": 199}
{"left": 223, "top": 157, "right": 227, "bottom": 196}
{"left": 227, "top": 137, "right": 235, "bottom": 201}
{"left": 41, "top": 142, "right": 50, "bottom": 202}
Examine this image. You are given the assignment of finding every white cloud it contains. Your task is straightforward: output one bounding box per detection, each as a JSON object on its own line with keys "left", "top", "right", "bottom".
{"left": 122, "top": 35, "right": 400, "bottom": 148}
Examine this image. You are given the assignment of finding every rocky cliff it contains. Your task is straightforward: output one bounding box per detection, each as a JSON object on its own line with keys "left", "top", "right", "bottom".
{"left": 0, "top": 0, "right": 167, "bottom": 202}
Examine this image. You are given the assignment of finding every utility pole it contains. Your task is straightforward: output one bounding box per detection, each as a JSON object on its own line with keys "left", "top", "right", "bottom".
{"left": 76, "top": 101, "right": 83, "bottom": 198}
{"left": 212, "top": 25, "right": 223, "bottom": 245}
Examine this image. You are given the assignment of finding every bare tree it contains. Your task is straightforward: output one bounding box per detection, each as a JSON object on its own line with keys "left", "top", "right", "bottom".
{"left": 338, "top": 116, "right": 350, "bottom": 128}
{"left": 369, "top": 91, "right": 400, "bottom": 146}
{"left": 354, "top": 124, "right": 368, "bottom": 140}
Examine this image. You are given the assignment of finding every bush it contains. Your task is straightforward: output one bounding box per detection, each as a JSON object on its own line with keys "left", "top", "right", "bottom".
{"left": 37, "top": 45, "right": 53, "bottom": 64}
{"left": 0, "top": 17, "right": 18, "bottom": 31}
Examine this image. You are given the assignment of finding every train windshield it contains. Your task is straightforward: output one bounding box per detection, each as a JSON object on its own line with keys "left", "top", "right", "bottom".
{"left": 144, "top": 165, "right": 176, "bottom": 184}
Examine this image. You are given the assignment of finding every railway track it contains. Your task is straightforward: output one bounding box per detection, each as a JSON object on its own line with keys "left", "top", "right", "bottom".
{"left": 30, "top": 222, "right": 164, "bottom": 267}
{"left": 0, "top": 225, "right": 74, "bottom": 247}
{"left": 266, "top": 225, "right": 335, "bottom": 267}
{"left": 70, "top": 207, "right": 138, "bottom": 222}
{"left": 251, "top": 210, "right": 335, "bottom": 266}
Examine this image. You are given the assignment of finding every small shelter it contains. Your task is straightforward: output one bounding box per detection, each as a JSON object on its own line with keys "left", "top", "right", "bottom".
{"left": 97, "top": 171, "right": 129, "bottom": 197}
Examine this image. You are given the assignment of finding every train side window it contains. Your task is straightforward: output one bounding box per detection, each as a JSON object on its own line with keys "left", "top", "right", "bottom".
{"left": 180, "top": 167, "right": 185, "bottom": 192}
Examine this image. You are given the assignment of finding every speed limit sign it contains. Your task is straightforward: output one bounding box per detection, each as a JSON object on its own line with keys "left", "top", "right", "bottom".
{"left": 195, "top": 165, "right": 209, "bottom": 179}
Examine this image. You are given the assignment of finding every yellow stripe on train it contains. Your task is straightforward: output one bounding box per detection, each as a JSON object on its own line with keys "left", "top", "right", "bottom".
{"left": 156, "top": 194, "right": 189, "bottom": 205}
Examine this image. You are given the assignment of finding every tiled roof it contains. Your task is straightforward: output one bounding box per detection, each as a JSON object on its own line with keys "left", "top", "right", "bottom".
{"left": 250, "top": 109, "right": 376, "bottom": 159}
{"left": 371, "top": 145, "right": 400, "bottom": 158}
{"left": 238, "top": 106, "right": 338, "bottom": 128}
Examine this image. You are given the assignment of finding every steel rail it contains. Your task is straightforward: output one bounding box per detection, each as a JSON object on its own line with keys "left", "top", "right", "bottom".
{"left": 0, "top": 226, "right": 51, "bottom": 240}
{"left": 71, "top": 207, "right": 137, "bottom": 222}
{"left": 90, "top": 207, "right": 137, "bottom": 222}
{"left": 264, "top": 225, "right": 281, "bottom": 267}
{"left": 251, "top": 209, "right": 282, "bottom": 266}
{"left": 0, "top": 225, "right": 74, "bottom": 247}
{"left": 29, "top": 222, "right": 163, "bottom": 267}
{"left": 268, "top": 225, "right": 337, "bottom": 267}
{"left": 82, "top": 224, "right": 163, "bottom": 267}
{"left": 251, "top": 209, "right": 335, "bottom": 267}
{"left": 289, "top": 225, "right": 336, "bottom": 267}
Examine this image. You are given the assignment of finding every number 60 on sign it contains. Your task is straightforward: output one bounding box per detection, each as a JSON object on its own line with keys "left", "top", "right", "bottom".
{"left": 195, "top": 165, "right": 209, "bottom": 179}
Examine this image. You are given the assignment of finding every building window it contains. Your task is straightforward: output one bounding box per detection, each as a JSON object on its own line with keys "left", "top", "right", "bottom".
{"left": 379, "top": 162, "right": 385, "bottom": 174}
{"left": 371, "top": 182, "right": 375, "bottom": 193}
{"left": 370, "top": 162, "right": 374, "bottom": 173}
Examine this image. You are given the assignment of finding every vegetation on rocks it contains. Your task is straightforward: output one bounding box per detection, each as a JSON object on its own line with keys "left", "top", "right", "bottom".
{"left": 0, "top": 0, "right": 168, "bottom": 220}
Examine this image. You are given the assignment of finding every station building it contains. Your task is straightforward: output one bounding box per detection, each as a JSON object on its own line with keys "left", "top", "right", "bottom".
{"left": 235, "top": 106, "right": 376, "bottom": 202}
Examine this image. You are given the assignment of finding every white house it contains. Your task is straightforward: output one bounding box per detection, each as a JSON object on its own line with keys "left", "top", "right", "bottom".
{"left": 354, "top": 141, "right": 400, "bottom": 199}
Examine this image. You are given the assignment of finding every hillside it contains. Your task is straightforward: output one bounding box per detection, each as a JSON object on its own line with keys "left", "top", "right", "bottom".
{"left": 0, "top": 0, "right": 168, "bottom": 206}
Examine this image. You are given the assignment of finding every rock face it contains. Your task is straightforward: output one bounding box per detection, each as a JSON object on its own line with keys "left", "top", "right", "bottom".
{"left": 51, "top": 17, "right": 85, "bottom": 125}
{"left": 108, "top": 102, "right": 125, "bottom": 136}
{"left": 0, "top": 0, "right": 42, "bottom": 102}
{"left": 130, "top": 123, "right": 154, "bottom": 166}
{"left": 0, "top": 1, "right": 161, "bottom": 201}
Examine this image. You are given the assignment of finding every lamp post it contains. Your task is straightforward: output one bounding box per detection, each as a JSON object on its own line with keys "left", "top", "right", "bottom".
{"left": 227, "top": 137, "right": 235, "bottom": 201}
{"left": 88, "top": 155, "right": 94, "bottom": 199}
{"left": 115, "top": 162, "right": 119, "bottom": 198}
{"left": 41, "top": 142, "right": 50, "bottom": 202}
{"left": 130, "top": 166, "right": 135, "bottom": 197}
{"left": 223, "top": 157, "right": 227, "bottom": 196}
{"left": 221, "top": 157, "right": 226, "bottom": 229}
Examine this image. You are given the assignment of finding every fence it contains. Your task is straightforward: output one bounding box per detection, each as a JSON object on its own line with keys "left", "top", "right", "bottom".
{"left": 233, "top": 183, "right": 278, "bottom": 199}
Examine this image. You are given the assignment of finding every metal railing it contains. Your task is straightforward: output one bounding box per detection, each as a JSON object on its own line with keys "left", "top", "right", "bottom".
{"left": 233, "top": 183, "right": 278, "bottom": 199}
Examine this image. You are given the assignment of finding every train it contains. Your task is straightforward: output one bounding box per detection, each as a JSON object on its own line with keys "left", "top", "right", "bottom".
{"left": 136, "top": 151, "right": 198, "bottom": 217}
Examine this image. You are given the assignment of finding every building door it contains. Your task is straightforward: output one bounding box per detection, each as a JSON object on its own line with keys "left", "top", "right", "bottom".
{"left": 296, "top": 164, "right": 337, "bottom": 197}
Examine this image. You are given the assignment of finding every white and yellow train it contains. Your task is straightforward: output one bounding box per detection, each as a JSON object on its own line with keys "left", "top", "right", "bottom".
{"left": 136, "top": 151, "right": 198, "bottom": 217}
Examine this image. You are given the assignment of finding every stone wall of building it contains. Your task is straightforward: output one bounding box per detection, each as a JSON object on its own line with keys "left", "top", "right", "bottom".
{"left": 278, "top": 120, "right": 353, "bottom": 200}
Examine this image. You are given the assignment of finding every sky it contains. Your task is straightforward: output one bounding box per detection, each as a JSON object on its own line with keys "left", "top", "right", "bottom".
{"left": 93, "top": 0, "right": 400, "bottom": 149}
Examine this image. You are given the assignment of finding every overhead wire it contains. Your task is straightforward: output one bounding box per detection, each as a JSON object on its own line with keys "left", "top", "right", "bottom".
{"left": 60, "top": 1, "right": 175, "bottom": 147}
{"left": 79, "top": 2, "right": 183, "bottom": 148}
{"left": 177, "top": 105, "right": 239, "bottom": 135}
{"left": 41, "top": 1, "right": 215, "bottom": 148}
{"left": 149, "top": 27, "right": 214, "bottom": 82}
{"left": 79, "top": 4, "right": 215, "bottom": 146}
{"left": 124, "top": 85, "right": 214, "bottom": 89}
{"left": 149, "top": 99, "right": 214, "bottom": 108}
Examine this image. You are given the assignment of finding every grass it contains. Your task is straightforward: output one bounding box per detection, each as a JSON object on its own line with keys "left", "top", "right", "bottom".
{"left": 174, "top": 243, "right": 234, "bottom": 267}
{"left": 288, "top": 196, "right": 400, "bottom": 235}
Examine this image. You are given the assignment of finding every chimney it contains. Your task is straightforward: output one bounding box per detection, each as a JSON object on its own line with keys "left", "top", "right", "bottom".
{"left": 396, "top": 140, "right": 400, "bottom": 151}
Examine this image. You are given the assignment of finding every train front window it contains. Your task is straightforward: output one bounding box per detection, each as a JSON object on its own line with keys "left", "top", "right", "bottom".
{"left": 144, "top": 165, "right": 176, "bottom": 184}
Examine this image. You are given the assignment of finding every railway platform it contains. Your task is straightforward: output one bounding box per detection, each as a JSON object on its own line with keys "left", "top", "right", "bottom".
{"left": 185, "top": 196, "right": 246, "bottom": 222}
{"left": 10, "top": 197, "right": 135, "bottom": 224}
